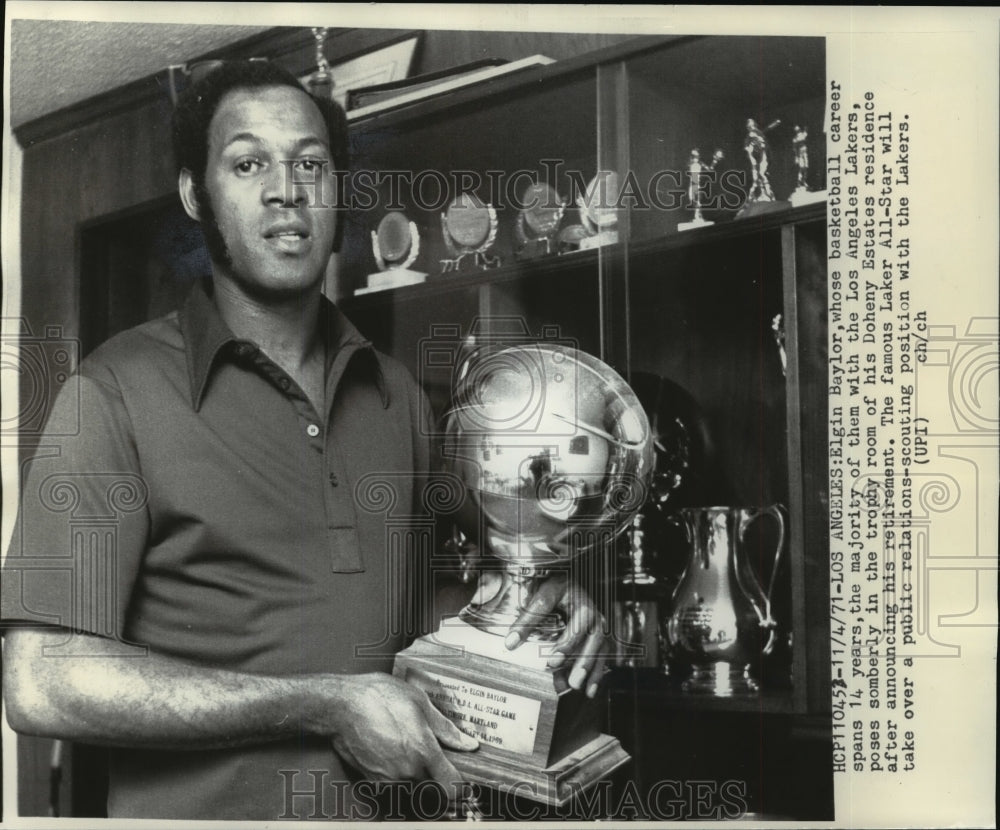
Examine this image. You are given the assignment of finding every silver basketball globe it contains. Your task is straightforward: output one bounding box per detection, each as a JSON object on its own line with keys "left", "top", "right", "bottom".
{"left": 443, "top": 343, "right": 653, "bottom": 572}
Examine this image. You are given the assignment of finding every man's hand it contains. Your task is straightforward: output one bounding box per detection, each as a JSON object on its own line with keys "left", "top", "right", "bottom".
{"left": 474, "top": 572, "right": 610, "bottom": 698}
{"left": 323, "top": 673, "right": 478, "bottom": 789}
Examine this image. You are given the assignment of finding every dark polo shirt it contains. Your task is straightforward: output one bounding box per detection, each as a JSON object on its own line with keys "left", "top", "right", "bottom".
{"left": 2, "top": 280, "right": 435, "bottom": 819}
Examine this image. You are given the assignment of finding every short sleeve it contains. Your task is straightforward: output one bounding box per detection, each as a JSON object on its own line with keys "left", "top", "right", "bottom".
{"left": 1, "top": 371, "right": 150, "bottom": 642}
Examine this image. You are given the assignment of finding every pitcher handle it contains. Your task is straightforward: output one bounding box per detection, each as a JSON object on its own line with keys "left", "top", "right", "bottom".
{"left": 738, "top": 504, "right": 786, "bottom": 626}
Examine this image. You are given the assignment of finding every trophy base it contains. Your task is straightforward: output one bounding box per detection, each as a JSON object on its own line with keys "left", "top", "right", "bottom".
{"left": 678, "top": 218, "right": 715, "bottom": 232}
{"left": 789, "top": 188, "right": 827, "bottom": 207}
{"left": 516, "top": 238, "right": 557, "bottom": 260}
{"left": 681, "top": 663, "right": 760, "bottom": 697}
{"left": 394, "top": 618, "right": 630, "bottom": 806}
{"left": 355, "top": 269, "right": 427, "bottom": 295}
{"left": 445, "top": 732, "right": 629, "bottom": 807}
{"left": 734, "top": 199, "right": 790, "bottom": 219}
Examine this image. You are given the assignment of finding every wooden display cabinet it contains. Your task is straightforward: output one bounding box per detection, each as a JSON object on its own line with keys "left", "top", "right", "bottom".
{"left": 340, "top": 34, "right": 832, "bottom": 820}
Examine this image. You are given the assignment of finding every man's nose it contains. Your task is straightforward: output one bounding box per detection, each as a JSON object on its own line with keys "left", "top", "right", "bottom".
{"left": 261, "top": 162, "right": 307, "bottom": 207}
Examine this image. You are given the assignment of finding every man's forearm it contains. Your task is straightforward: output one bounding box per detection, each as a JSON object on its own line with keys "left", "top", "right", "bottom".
{"left": 2, "top": 627, "right": 344, "bottom": 750}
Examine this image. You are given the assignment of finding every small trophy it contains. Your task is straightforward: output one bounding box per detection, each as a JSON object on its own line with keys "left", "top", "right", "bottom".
{"left": 576, "top": 172, "right": 620, "bottom": 250}
{"left": 678, "top": 148, "right": 724, "bottom": 231}
{"left": 788, "top": 124, "right": 826, "bottom": 206}
{"left": 440, "top": 193, "right": 500, "bottom": 272}
{"left": 735, "top": 118, "right": 789, "bottom": 218}
{"left": 514, "top": 182, "right": 567, "bottom": 259}
{"left": 356, "top": 211, "right": 426, "bottom": 295}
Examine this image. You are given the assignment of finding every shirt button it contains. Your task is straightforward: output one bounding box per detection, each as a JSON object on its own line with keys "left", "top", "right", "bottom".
{"left": 306, "top": 424, "right": 320, "bottom": 437}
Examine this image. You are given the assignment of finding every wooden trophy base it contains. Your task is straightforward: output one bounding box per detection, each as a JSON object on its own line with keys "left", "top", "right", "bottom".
{"left": 789, "top": 188, "right": 827, "bottom": 207}
{"left": 355, "top": 268, "right": 427, "bottom": 295}
{"left": 393, "top": 618, "right": 630, "bottom": 806}
{"left": 735, "top": 199, "right": 791, "bottom": 219}
{"left": 678, "top": 218, "right": 715, "bottom": 232}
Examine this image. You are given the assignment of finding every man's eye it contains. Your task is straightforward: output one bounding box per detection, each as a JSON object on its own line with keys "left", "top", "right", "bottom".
{"left": 235, "top": 158, "right": 262, "bottom": 174}
{"left": 294, "top": 158, "right": 326, "bottom": 173}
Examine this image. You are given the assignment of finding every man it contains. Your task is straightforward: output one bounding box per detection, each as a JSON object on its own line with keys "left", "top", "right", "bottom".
{"left": 1, "top": 60, "right": 605, "bottom": 820}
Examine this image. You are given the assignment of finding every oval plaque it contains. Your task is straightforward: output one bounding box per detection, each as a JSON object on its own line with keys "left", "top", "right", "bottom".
{"left": 445, "top": 193, "right": 492, "bottom": 248}
{"left": 376, "top": 211, "right": 412, "bottom": 263}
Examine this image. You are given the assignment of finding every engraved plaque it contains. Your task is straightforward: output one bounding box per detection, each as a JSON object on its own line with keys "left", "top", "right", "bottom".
{"left": 407, "top": 667, "right": 541, "bottom": 756}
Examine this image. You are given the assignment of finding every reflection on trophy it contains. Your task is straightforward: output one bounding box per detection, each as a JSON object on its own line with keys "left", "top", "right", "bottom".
{"left": 356, "top": 211, "right": 426, "bottom": 295}
{"left": 514, "top": 182, "right": 567, "bottom": 258}
{"left": 736, "top": 118, "right": 789, "bottom": 218}
{"left": 394, "top": 343, "right": 653, "bottom": 805}
{"left": 788, "top": 124, "right": 827, "bottom": 206}
{"left": 576, "top": 171, "right": 620, "bottom": 250}
{"left": 440, "top": 192, "right": 500, "bottom": 272}
{"left": 678, "top": 148, "right": 724, "bottom": 232}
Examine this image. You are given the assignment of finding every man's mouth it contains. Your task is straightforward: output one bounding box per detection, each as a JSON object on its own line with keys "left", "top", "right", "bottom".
{"left": 265, "top": 226, "right": 311, "bottom": 254}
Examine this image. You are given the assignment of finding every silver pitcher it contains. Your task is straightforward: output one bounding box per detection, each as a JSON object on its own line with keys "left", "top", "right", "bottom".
{"left": 664, "top": 505, "right": 785, "bottom": 695}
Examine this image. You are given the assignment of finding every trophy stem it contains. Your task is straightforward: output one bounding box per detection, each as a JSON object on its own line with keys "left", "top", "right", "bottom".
{"left": 460, "top": 566, "right": 565, "bottom": 642}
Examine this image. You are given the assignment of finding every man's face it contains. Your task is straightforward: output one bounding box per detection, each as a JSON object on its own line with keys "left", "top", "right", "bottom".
{"left": 198, "top": 84, "right": 339, "bottom": 301}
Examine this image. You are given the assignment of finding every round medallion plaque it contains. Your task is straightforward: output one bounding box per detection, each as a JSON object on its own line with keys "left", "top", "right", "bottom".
{"left": 444, "top": 193, "right": 492, "bottom": 248}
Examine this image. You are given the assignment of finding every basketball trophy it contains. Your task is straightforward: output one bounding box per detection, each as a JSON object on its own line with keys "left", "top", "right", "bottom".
{"left": 678, "top": 148, "right": 724, "bottom": 231}
{"left": 394, "top": 343, "right": 653, "bottom": 805}
{"left": 788, "top": 124, "right": 826, "bottom": 206}
{"left": 735, "top": 118, "right": 789, "bottom": 218}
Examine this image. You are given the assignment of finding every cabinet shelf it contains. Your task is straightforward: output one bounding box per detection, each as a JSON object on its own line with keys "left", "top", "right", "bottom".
{"left": 341, "top": 201, "right": 825, "bottom": 310}
{"left": 341, "top": 245, "right": 601, "bottom": 309}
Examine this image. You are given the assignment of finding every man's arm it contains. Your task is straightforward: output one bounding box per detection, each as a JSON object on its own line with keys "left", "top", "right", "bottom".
{"left": 2, "top": 627, "right": 477, "bottom": 786}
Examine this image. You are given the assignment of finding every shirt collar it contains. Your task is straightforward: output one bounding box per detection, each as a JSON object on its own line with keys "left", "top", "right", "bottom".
{"left": 179, "top": 278, "right": 387, "bottom": 410}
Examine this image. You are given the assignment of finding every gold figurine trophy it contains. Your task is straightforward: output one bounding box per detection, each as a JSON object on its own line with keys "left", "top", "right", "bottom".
{"left": 394, "top": 343, "right": 653, "bottom": 805}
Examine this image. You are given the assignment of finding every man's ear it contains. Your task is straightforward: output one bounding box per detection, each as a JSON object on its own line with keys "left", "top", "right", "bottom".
{"left": 179, "top": 169, "right": 201, "bottom": 221}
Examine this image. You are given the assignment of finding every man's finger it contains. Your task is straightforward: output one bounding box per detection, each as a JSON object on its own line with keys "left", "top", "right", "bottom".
{"left": 420, "top": 695, "right": 479, "bottom": 752}
{"left": 585, "top": 653, "right": 607, "bottom": 699}
{"left": 504, "top": 574, "right": 567, "bottom": 649}
{"left": 545, "top": 599, "right": 598, "bottom": 667}
{"left": 567, "top": 625, "right": 606, "bottom": 690}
